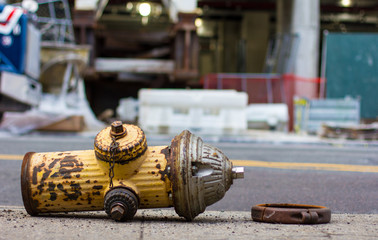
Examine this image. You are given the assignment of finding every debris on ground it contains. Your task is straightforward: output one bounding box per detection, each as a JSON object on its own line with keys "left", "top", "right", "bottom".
{"left": 320, "top": 123, "right": 378, "bottom": 141}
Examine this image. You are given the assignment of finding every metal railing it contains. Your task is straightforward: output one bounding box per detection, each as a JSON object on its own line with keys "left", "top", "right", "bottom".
{"left": 36, "top": 0, "right": 75, "bottom": 43}
{"left": 12, "top": 0, "right": 75, "bottom": 43}
{"left": 203, "top": 73, "right": 283, "bottom": 104}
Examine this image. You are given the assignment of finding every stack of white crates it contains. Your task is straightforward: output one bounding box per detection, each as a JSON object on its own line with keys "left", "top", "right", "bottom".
{"left": 246, "top": 104, "right": 288, "bottom": 131}
{"left": 138, "top": 89, "right": 248, "bottom": 135}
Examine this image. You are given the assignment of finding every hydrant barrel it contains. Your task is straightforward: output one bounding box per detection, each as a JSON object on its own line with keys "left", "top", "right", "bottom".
{"left": 21, "top": 146, "right": 173, "bottom": 215}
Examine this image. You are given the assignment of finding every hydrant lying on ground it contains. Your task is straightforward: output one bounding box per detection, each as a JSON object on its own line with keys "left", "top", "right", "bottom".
{"left": 21, "top": 121, "right": 244, "bottom": 221}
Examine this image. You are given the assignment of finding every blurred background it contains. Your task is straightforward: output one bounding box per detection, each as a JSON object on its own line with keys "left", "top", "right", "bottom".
{"left": 0, "top": 0, "right": 377, "bottom": 215}
{"left": 0, "top": 0, "right": 377, "bottom": 139}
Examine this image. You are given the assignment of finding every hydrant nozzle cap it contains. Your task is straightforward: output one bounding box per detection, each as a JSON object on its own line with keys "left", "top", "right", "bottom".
{"left": 110, "top": 204, "right": 126, "bottom": 221}
{"left": 232, "top": 167, "right": 244, "bottom": 179}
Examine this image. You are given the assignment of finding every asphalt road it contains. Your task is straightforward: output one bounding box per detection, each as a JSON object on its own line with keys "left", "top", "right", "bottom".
{"left": 0, "top": 135, "right": 377, "bottom": 214}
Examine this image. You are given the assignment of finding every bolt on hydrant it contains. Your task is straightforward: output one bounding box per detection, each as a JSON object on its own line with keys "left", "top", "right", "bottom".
{"left": 21, "top": 121, "right": 244, "bottom": 221}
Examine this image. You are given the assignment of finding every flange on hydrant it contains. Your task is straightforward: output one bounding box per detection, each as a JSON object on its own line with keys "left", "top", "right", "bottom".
{"left": 21, "top": 121, "right": 244, "bottom": 221}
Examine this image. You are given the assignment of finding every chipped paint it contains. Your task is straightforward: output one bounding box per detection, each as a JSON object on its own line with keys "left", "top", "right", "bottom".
{"left": 21, "top": 146, "right": 173, "bottom": 215}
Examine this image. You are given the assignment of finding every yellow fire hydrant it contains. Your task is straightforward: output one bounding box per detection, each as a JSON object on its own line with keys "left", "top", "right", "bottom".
{"left": 21, "top": 121, "right": 244, "bottom": 221}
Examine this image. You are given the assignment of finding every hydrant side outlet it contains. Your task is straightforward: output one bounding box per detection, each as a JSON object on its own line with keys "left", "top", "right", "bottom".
{"left": 94, "top": 124, "right": 147, "bottom": 163}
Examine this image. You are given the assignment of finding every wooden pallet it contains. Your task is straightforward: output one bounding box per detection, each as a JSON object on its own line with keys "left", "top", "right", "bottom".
{"left": 38, "top": 115, "right": 85, "bottom": 132}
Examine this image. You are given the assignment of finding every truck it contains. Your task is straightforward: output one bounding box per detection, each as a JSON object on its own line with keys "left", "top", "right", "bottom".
{"left": 0, "top": 4, "right": 41, "bottom": 120}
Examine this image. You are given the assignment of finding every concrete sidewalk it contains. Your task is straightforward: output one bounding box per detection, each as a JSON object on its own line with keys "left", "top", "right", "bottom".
{"left": 1, "top": 206, "right": 377, "bottom": 240}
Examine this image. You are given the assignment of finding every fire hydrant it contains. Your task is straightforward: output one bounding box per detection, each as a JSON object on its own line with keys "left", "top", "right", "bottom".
{"left": 21, "top": 121, "right": 244, "bottom": 221}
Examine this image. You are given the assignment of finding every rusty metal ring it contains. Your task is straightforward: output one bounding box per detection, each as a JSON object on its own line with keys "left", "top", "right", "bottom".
{"left": 251, "top": 203, "right": 331, "bottom": 224}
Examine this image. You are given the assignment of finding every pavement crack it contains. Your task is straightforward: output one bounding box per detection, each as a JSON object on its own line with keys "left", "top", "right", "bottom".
{"left": 321, "top": 230, "right": 332, "bottom": 239}
{"left": 139, "top": 212, "right": 145, "bottom": 240}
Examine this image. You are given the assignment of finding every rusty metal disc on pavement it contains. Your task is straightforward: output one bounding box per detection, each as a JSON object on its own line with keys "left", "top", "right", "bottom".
{"left": 251, "top": 203, "right": 331, "bottom": 224}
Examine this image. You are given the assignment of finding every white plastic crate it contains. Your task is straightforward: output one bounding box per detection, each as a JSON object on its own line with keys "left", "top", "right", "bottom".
{"left": 117, "top": 97, "right": 139, "bottom": 123}
{"left": 294, "top": 97, "right": 360, "bottom": 134}
{"left": 246, "top": 103, "right": 288, "bottom": 131}
{"left": 138, "top": 89, "right": 248, "bottom": 135}
{"left": 0, "top": 71, "right": 41, "bottom": 106}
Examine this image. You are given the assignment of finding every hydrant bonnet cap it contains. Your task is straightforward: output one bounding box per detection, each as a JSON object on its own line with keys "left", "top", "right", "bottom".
{"left": 169, "top": 130, "right": 244, "bottom": 221}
